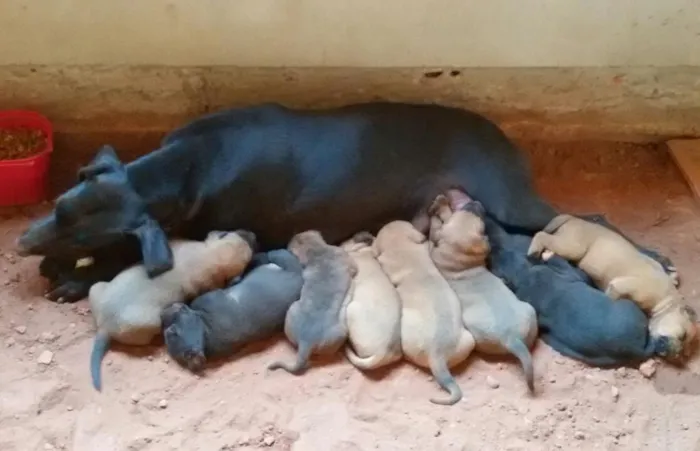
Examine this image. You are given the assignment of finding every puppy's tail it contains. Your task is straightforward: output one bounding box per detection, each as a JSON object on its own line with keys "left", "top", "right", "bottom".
{"left": 344, "top": 345, "right": 399, "bottom": 371}
{"left": 90, "top": 330, "right": 111, "bottom": 392}
{"left": 428, "top": 355, "right": 463, "bottom": 405}
{"left": 267, "top": 342, "right": 311, "bottom": 375}
{"left": 504, "top": 337, "right": 535, "bottom": 393}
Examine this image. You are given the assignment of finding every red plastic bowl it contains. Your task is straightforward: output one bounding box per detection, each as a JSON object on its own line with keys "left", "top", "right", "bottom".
{"left": 0, "top": 110, "right": 53, "bottom": 206}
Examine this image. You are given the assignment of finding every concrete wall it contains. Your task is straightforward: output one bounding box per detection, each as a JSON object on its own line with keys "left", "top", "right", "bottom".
{"left": 1, "top": 0, "right": 699, "bottom": 141}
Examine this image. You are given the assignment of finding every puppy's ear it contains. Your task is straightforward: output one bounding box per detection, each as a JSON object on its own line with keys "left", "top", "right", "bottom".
{"left": 131, "top": 217, "right": 174, "bottom": 278}
{"left": 463, "top": 201, "right": 486, "bottom": 218}
{"left": 161, "top": 303, "right": 186, "bottom": 327}
{"left": 78, "top": 145, "right": 125, "bottom": 182}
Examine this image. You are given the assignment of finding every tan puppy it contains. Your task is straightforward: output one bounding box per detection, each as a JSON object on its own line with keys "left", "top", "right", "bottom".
{"left": 89, "top": 230, "right": 256, "bottom": 391}
{"left": 268, "top": 230, "right": 357, "bottom": 374}
{"left": 375, "top": 220, "right": 475, "bottom": 405}
{"left": 341, "top": 232, "right": 403, "bottom": 370}
{"left": 527, "top": 214, "right": 697, "bottom": 360}
{"left": 429, "top": 192, "right": 538, "bottom": 391}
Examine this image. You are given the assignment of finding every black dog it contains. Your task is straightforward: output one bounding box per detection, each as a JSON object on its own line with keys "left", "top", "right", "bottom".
{"left": 483, "top": 215, "right": 661, "bottom": 366}
{"left": 161, "top": 249, "right": 303, "bottom": 372}
{"left": 18, "top": 102, "right": 558, "bottom": 302}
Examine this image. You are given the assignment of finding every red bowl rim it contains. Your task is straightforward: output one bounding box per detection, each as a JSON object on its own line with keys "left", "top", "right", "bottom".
{"left": 0, "top": 110, "right": 54, "bottom": 165}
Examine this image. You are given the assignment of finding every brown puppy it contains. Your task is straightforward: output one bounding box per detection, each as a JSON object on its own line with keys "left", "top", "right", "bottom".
{"left": 341, "top": 232, "right": 403, "bottom": 370}
{"left": 268, "top": 230, "right": 357, "bottom": 374}
{"left": 89, "top": 230, "right": 255, "bottom": 391}
{"left": 527, "top": 214, "right": 697, "bottom": 361}
{"left": 429, "top": 192, "right": 537, "bottom": 391}
{"left": 375, "top": 220, "right": 475, "bottom": 405}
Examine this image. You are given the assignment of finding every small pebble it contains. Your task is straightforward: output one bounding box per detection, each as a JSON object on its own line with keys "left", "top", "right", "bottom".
{"left": 574, "top": 431, "right": 585, "bottom": 440}
{"left": 37, "top": 350, "right": 53, "bottom": 365}
{"left": 556, "top": 403, "right": 567, "bottom": 411}
{"left": 66, "top": 406, "right": 74, "bottom": 412}
{"left": 639, "top": 360, "right": 657, "bottom": 378}
{"left": 6, "top": 337, "right": 16, "bottom": 347}
{"left": 549, "top": 376, "right": 557, "bottom": 384}
{"left": 681, "top": 423, "right": 689, "bottom": 430}
{"left": 147, "top": 356, "right": 154, "bottom": 362}
{"left": 27, "top": 304, "right": 34, "bottom": 310}
{"left": 27, "top": 346, "right": 36, "bottom": 355}
{"left": 43, "top": 444, "right": 55, "bottom": 451}
{"left": 158, "top": 399, "right": 168, "bottom": 409}
{"left": 14, "top": 325, "right": 27, "bottom": 334}
{"left": 611, "top": 386, "right": 620, "bottom": 401}
{"left": 130, "top": 394, "right": 140, "bottom": 404}
{"left": 262, "top": 435, "right": 276, "bottom": 446}
{"left": 164, "top": 357, "right": 170, "bottom": 364}
{"left": 486, "top": 376, "right": 500, "bottom": 389}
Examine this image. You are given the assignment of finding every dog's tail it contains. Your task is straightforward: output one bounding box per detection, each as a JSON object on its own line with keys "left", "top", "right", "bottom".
{"left": 504, "top": 337, "right": 535, "bottom": 393}
{"left": 90, "top": 330, "right": 111, "bottom": 392}
{"left": 542, "top": 214, "right": 574, "bottom": 235}
{"left": 428, "top": 354, "right": 463, "bottom": 405}
{"left": 344, "top": 345, "right": 399, "bottom": 371}
{"left": 267, "top": 341, "right": 311, "bottom": 375}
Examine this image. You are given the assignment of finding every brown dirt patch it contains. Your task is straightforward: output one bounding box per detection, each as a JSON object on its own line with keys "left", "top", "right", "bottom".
{"left": 1, "top": 140, "right": 700, "bottom": 450}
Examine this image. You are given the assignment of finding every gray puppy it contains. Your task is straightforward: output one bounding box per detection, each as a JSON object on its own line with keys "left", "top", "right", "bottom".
{"left": 267, "top": 230, "right": 357, "bottom": 374}
{"left": 161, "top": 250, "right": 304, "bottom": 372}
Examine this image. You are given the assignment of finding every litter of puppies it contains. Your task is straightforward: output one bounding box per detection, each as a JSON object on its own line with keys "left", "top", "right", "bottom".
{"left": 11, "top": 102, "right": 699, "bottom": 406}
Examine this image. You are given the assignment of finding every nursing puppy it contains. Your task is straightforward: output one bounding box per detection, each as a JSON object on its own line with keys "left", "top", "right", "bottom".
{"left": 486, "top": 216, "right": 661, "bottom": 366}
{"left": 429, "top": 193, "right": 537, "bottom": 392}
{"left": 341, "top": 232, "right": 403, "bottom": 370}
{"left": 162, "top": 249, "right": 304, "bottom": 373}
{"left": 527, "top": 214, "right": 697, "bottom": 361}
{"left": 88, "top": 230, "right": 255, "bottom": 391}
{"left": 375, "top": 221, "right": 475, "bottom": 405}
{"left": 267, "top": 231, "right": 357, "bottom": 375}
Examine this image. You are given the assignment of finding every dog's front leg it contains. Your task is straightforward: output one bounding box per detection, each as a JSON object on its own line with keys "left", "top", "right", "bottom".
{"left": 527, "top": 232, "right": 586, "bottom": 262}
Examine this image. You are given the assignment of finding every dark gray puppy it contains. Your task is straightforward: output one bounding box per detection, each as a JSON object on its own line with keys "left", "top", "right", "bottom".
{"left": 161, "top": 249, "right": 303, "bottom": 372}
{"left": 267, "top": 230, "right": 357, "bottom": 375}
{"left": 483, "top": 215, "right": 661, "bottom": 366}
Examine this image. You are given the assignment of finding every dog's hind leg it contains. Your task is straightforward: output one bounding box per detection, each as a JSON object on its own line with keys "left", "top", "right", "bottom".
{"left": 527, "top": 232, "right": 588, "bottom": 262}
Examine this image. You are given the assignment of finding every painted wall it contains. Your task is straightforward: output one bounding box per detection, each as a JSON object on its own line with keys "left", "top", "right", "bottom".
{"left": 1, "top": 0, "right": 698, "bottom": 67}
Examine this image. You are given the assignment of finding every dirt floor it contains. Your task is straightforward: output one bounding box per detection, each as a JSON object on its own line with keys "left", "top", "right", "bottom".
{"left": 2, "top": 140, "right": 700, "bottom": 451}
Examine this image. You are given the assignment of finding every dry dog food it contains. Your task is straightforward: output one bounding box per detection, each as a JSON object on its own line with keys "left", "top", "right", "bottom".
{"left": 0, "top": 128, "right": 47, "bottom": 161}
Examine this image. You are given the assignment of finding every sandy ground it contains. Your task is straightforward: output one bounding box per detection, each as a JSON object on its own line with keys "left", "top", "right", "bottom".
{"left": 2, "top": 140, "right": 700, "bottom": 451}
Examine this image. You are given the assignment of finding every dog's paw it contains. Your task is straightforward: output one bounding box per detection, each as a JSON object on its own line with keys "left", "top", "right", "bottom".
{"left": 45, "top": 281, "right": 89, "bottom": 303}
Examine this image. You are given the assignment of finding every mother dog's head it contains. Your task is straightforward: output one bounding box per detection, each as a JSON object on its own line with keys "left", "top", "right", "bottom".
{"left": 16, "top": 145, "right": 174, "bottom": 277}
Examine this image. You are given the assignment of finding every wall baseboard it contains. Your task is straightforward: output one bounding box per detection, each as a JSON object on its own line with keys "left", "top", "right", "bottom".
{"left": 1, "top": 65, "right": 699, "bottom": 145}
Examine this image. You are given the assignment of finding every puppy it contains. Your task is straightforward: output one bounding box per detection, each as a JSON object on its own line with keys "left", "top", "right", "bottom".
{"left": 429, "top": 193, "right": 537, "bottom": 392}
{"left": 527, "top": 214, "right": 697, "bottom": 361}
{"left": 486, "top": 216, "right": 661, "bottom": 366}
{"left": 340, "top": 232, "right": 403, "bottom": 370}
{"left": 267, "top": 231, "right": 357, "bottom": 374}
{"left": 88, "top": 230, "right": 255, "bottom": 390}
{"left": 162, "top": 249, "right": 304, "bottom": 372}
{"left": 375, "top": 220, "right": 475, "bottom": 405}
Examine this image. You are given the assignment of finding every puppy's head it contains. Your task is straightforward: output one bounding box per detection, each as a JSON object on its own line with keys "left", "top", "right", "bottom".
{"left": 162, "top": 303, "right": 207, "bottom": 373}
{"left": 16, "top": 145, "right": 174, "bottom": 277}
{"left": 341, "top": 232, "right": 376, "bottom": 254}
{"left": 434, "top": 207, "right": 490, "bottom": 263}
{"left": 206, "top": 229, "right": 257, "bottom": 251}
{"left": 374, "top": 221, "right": 426, "bottom": 254}
{"left": 288, "top": 230, "right": 327, "bottom": 264}
{"left": 650, "top": 304, "right": 698, "bottom": 362}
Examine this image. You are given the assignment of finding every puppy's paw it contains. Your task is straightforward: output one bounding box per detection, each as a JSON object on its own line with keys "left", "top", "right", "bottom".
{"left": 45, "top": 281, "right": 89, "bottom": 303}
{"left": 541, "top": 250, "right": 554, "bottom": 261}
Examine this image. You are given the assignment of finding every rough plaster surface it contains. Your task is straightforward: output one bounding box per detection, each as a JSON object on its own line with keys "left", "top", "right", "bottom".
{"left": 2, "top": 66, "right": 700, "bottom": 142}
{"left": 1, "top": 0, "right": 699, "bottom": 67}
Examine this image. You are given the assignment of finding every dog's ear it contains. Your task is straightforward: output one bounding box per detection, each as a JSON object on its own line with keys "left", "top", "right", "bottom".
{"left": 463, "top": 200, "right": 486, "bottom": 218}
{"left": 130, "top": 217, "right": 174, "bottom": 278}
{"left": 78, "top": 145, "right": 125, "bottom": 182}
